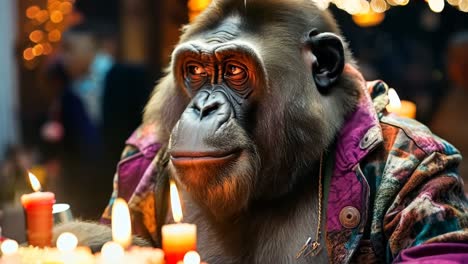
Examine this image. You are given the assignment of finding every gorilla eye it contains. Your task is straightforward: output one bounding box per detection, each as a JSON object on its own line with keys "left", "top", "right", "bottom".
{"left": 184, "top": 62, "right": 207, "bottom": 91}
{"left": 187, "top": 64, "right": 206, "bottom": 76}
{"left": 226, "top": 65, "right": 244, "bottom": 76}
{"left": 224, "top": 63, "right": 248, "bottom": 89}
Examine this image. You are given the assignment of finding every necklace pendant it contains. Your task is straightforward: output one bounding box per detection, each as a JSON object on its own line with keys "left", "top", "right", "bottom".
{"left": 296, "top": 238, "right": 322, "bottom": 259}
{"left": 305, "top": 241, "right": 322, "bottom": 257}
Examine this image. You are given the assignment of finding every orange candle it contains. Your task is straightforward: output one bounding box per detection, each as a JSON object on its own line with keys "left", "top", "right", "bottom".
{"left": 162, "top": 181, "right": 197, "bottom": 264}
{"left": 21, "top": 172, "right": 55, "bottom": 247}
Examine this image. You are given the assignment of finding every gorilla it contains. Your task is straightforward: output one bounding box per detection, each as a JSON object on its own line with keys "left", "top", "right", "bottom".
{"left": 55, "top": 0, "right": 468, "bottom": 263}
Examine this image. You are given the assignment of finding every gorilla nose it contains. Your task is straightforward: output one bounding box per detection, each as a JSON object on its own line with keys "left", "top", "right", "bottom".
{"left": 198, "top": 101, "right": 220, "bottom": 119}
{"left": 192, "top": 91, "right": 231, "bottom": 122}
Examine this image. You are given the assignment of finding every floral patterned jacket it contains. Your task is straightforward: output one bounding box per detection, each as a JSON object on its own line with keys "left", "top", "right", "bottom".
{"left": 101, "top": 65, "right": 468, "bottom": 263}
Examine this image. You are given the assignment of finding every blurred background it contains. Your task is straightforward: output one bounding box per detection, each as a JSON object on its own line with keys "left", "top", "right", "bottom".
{"left": 0, "top": 0, "right": 467, "bottom": 241}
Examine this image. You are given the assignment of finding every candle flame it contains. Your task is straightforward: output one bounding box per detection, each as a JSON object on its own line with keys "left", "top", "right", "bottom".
{"left": 387, "top": 88, "right": 402, "bottom": 110}
{"left": 184, "top": 251, "right": 201, "bottom": 264}
{"left": 28, "top": 172, "right": 42, "bottom": 192}
{"left": 111, "top": 198, "right": 132, "bottom": 248}
{"left": 1, "top": 239, "right": 19, "bottom": 256}
{"left": 170, "top": 181, "right": 183, "bottom": 223}
{"left": 56, "top": 232, "right": 78, "bottom": 252}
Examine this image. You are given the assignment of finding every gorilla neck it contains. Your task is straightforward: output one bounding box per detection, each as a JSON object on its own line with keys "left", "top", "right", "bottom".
{"left": 180, "top": 164, "right": 326, "bottom": 263}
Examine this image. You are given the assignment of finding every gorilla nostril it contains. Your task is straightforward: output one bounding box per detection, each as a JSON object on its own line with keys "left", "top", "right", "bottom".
{"left": 200, "top": 103, "right": 220, "bottom": 118}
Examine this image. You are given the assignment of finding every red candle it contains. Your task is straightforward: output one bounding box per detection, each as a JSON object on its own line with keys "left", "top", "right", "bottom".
{"left": 20, "top": 172, "right": 55, "bottom": 247}
{"left": 162, "top": 181, "right": 197, "bottom": 264}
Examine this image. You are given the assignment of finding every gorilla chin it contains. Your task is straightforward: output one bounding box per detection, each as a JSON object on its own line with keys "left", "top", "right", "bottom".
{"left": 169, "top": 119, "right": 260, "bottom": 221}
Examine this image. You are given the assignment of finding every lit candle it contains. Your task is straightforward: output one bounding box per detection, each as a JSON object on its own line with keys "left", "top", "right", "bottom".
{"left": 56, "top": 232, "right": 78, "bottom": 252}
{"left": 21, "top": 172, "right": 55, "bottom": 247}
{"left": 99, "top": 241, "right": 125, "bottom": 264}
{"left": 162, "top": 181, "right": 197, "bottom": 264}
{"left": 0, "top": 239, "right": 20, "bottom": 264}
{"left": 184, "top": 251, "right": 201, "bottom": 264}
{"left": 111, "top": 198, "right": 132, "bottom": 248}
{"left": 55, "top": 232, "right": 94, "bottom": 264}
{"left": 386, "top": 88, "right": 417, "bottom": 119}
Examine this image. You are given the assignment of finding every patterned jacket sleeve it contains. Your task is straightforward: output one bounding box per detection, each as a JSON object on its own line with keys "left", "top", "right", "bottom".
{"left": 100, "top": 123, "right": 163, "bottom": 244}
{"left": 380, "top": 131, "right": 468, "bottom": 262}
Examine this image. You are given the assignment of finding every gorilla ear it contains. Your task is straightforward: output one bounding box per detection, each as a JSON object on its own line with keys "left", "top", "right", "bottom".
{"left": 305, "top": 29, "right": 345, "bottom": 93}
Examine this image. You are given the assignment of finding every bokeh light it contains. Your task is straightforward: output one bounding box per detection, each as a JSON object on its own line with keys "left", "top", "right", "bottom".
{"left": 32, "top": 44, "right": 44, "bottom": 56}
{"left": 35, "top": 10, "right": 49, "bottom": 24}
{"left": 23, "top": 48, "right": 35, "bottom": 61}
{"left": 59, "top": 2, "right": 73, "bottom": 14}
{"left": 29, "top": 30, "right": 44, "bottom": 43}
{"left": 48, "top": 29, "right": 62, "bottom": 42}
{"left": 50, "top": 10, "right": 64, "bottom": 23}
{"left": 26, "top": 6, "right": 41, "bottom": 19}
{"left": 370, "top": 0, "right": 388, "bottom": 13}
{"left": 428, "top": 0, "right": 445, "bottom": 12}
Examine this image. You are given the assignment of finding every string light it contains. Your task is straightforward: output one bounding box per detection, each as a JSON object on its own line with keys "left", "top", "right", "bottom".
{"left": 459, "top": 0, "right": 468, "bottom": 11}
{"left": 50, "top": 10, "right": 64, "bottom": 23}
{"left": 428, "top": 0, "right": 445, "bottom": 12}
{"left": 29, "top": 30, "right": 44, "bottom": 43}
{"left": 23, "top": 48, "right": 35, "bottom": 61}
{"left": 48, "top": 29, "right": 62, "bottom": 42}
{"left": 26, "top": 6, "right": 41, "bottom": 19}
{"left": 370, "top": 0, "right": 388, "bottom": 13}
{"left": 22, "top": 0, "right": 75, "bottom": 65}
{"left": 446, "top": 0, "right": 459, "bottom": 6}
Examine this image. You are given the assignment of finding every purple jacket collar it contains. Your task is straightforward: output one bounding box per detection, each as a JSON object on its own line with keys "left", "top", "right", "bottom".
{"left": 325, "top": 65, "right": 384, "bottom": 263}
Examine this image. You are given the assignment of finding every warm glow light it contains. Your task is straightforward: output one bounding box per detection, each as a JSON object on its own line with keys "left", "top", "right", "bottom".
{"left": 428, "top": 0, "right": 445, "bottom": 12}
{"left": 343, "top": 0, "right": 361, "bottom": 14}
{"left": 1, "top": 239, "right": 19, "bottom": 256}
{"left": 26, "top": 6, "right": 41, "bottom": 19}
{"left": 399, "top": 0, "right": 410, "bottom": 6}
{"left": 459, "top": 0, "right": 468, "bottom": 11}
{"left": 32, "top": 44, "right": 44, "bottom": 56}
{"left": 184, "top": 251, "right": 201, "bottom": 264}
{"left": 447, "top": 0, "right": 459, "bottom": 5}
{"left": 313, "top": 0, "right": 331, "bottom": 10}
{"left": 35, "top": 10, "right": 49, "bottom": 24}
{"left": 387, "top": 88, "right": 402, "bottom": 109}
{"left": 50, "top": 10, "right": 64, "bottom": 23}
{"left": 59, "top": 2, "right": 73, "bottom": 14}
{"left": 29, "top": 30, "right": 44, "bottom": 43}
{"left": 48, "top": 0, "right": 61, "bottom": 11}
{"left": 333, "top": 0, "right": 345, "bottom": 9}
{"left": 188, "top": 0, "right": 211, "bottom": 11}
{"left": 358, "top": 0, "right": 371, "bottom": 13}
{"left": 370, "top": 0, "right": 387, "bottom": 12}
{"left": 101, "top": 241, "right": 125, "bottom": 262}
{"left": 56, "top": 232, "right": 78, "bottom": 252}
{"left": 28, "top": 172, "right": 42, "bottom": 192}
{"left": 353, "top": 10, "right": 385, "bottom": 27}
{"left": 170, "top": 181, "right": 183, "bottom": 223}
{"left": 23, "top": 48, "right": 35, "bottom": 61}
{"left": 42, "top": 42, "right": 53, "bottom": 55}
{"left": 111, "top": 198, "right": 132, "bottom": 248}
{"left": 48, "top": 29, "right": 62, "bottom": 42}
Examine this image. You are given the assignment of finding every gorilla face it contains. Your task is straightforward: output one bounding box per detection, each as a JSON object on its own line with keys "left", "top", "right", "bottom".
{"left": 169, "top": 39, "right": 265, "bottom": 219}
{"left": 146, "top": 0, "right": 361, "bottom": 220}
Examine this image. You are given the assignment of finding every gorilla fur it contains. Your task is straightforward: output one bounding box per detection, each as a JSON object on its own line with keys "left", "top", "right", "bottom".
{"left": 55, "top": 1, "right": 364, "bottom": 263}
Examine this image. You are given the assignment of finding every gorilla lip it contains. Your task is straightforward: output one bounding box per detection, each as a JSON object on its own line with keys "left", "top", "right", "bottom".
{"left": 170, "top": 150, "right": 240, "bottom": 165}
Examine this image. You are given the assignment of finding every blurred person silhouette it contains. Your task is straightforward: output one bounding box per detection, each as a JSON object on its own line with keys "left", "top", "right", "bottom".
{"left": 50, "top": 21, "right": 152, "bottom": 218}
{"left": 431, "top": 31, "right": 468, "bottom": 194}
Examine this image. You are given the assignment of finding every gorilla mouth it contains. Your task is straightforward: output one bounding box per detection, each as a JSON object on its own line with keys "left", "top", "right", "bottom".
{"left": 170, "top": 150, "right": 240, "bottom": 166}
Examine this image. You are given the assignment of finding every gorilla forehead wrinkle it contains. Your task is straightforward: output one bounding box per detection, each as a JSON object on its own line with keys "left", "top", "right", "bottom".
{"left": 202, "top": 16, "right": 242, "bottom": 44}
